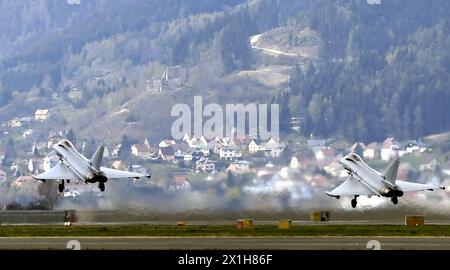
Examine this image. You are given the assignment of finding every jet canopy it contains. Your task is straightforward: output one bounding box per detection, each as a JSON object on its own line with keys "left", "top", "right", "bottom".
{"left": 345, "top": 153, "right": 362, "bottom": 162}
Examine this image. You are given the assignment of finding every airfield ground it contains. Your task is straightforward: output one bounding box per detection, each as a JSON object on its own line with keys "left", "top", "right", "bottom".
{"left": 1, "top": 224, "right": 450, "bottom": 249}
{"left": 1, "top": 224, "right": 450, "bottom": 237}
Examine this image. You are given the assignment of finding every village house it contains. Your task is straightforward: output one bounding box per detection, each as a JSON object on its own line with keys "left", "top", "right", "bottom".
{"left": 307, "top": 139, "right": 327, "bottom": 151}
{"left": 182, "top": 133, "right": 191, "bottom": 143}
{"left": 34, "top": 109, "right": 51, "bottom": 121}
{"left": 405, "top": 140, "right": 430, "bottom": 154}
{"left": 173, "top": 142, "right": 190, "bottom": 155}
{"left": 228, "top": 160, "right": 252, "bottom": 173}
{"left": 8, "top": 118, "right": 23, "bottom": 128}
{"left": 111, "top": 160, "right": 127, "bottom": 170}
{"left": 159, "top": 139, "right": 176, "bottom": 148}
{"left": 248, "top": 140, "right": 263, "bottom": 154}
{"left": 290, "top": 156, "right": 300, "bottom": 169}
{"left": 195, "top": 158, "right": 215, "bottom": 172}
{"left": 187, "top": 137, "right": 198, "bottom": 147}
{"left": 315, "top": 147, "right": 334, "bottom": 161}
{"left": 350, "top": 142, "right": 365, "bottom": 156}
{"left": 22, "top": 129, "right": 34, "bottom": 139}
{"left": 380, "top": 137, "right": 400, "bottom": 161}
{"left": 263, "top": 138, "right": 285, "bottom": 158}
{"left": 168, "top": 175, "right": 192, "bottom": 191}
{"left": 219, "top": 146, "right": 242, "bottom": 160}
{"left": 183, "top": 151, "right": 193, "bottom": 162}
{"left": 111, "top": 144, "right": 121, "bottom": 159}
{"left": 363, "top": 142, "right": 378, "bottom": 160}
{"left": 28, "top": 157, "right": 44, "bottom": 174}
{"left": 228, "top": 137, "right": 252, "bottom": 150}
{"left": 208, "top": 138, "right": 222, "bottom": 155}
{"left": 159, "top": 146, "right": 175, "bottom": 161}
{"left": 131, "top": 143, "right": 151, "bottom": 159}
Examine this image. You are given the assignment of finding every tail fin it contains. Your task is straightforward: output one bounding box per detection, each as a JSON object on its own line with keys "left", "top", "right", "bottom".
{"left": 90, "top": 144, "right": 105, "bottom": 171}
{"left": 383, "top": 157, "right": 400, "bottom": 185}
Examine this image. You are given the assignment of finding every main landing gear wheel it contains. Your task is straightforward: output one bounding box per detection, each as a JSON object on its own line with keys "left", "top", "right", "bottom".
{"left": 99, "top": 183, "right": 105, "bottom": 192}
{"left": 58, "top": 183, "right": 65, "bottom": 193}
{"left": 351, "top": 198, "right": 357, "bottom": 208}
{"left": 391, "top": 196, "right": 398, "bottom": 205}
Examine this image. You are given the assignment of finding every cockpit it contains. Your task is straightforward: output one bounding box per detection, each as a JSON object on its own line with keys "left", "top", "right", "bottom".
{"left": 57, "top": 139, "right": 74, "bottom": 149}
{"left": 344, "top": 153, "right": 362, "bottom": 163}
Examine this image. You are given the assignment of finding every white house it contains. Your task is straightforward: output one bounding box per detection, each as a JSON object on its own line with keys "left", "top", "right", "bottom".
{"left": 159, "top": 139, "right": 176, "bottom": 148}
{"left": 184, "top": 152, "right": 193, "bottom": 162}
{"left": 182, "top": 133, "right": 191, "bottom": 142}
{"left": 35, "top": 109, "right": 51, "bottom": 121}
{"left": 169, "top": 175, "right": 192, "bottom": 191}
{"left": 112, "top": 144, "right": 121, "bottom": 159}
{"left": 208, "top": 139, "right": 222, "bottom": 155}
{"left": 263, "top": 138, "right": 285, "bottom": 158}
{"left": 380, "top": 138, "right": 400, "bottom": 161}
{"left": 228, "top": 160, "right": 252, "bottom": 173}
{"left": 248, "top": 140, "right": 263, "bottom": 154}
{"left": 219, "top": 146, "right": 242, "bottom": 160}
{"left": 363, "top": 142, "right": 378, "bottom": 160}
{"left": 8, "top": 118, "right": 22, "bottom": 127}
{"left": 405, "top": 140, "right": 429, "bottom": 154}
{"left": 22, "top": 129, "right": 34, "bottom": 139}
{"left": 131, "top": 144, "right": 151, "bottom": 159}
{"left": 195, "top": 158, "right": 215, "bottom": 172}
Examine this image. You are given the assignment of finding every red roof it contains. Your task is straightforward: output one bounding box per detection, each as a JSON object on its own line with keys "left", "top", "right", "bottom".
{"left": 382, "top": 138, "right": 394, "bottom": 149}
{"left": 366, "top": 142, "right": 378, "bottom": 150}
{"left": 133, "top": 144, "right": 150, "bottom": 153}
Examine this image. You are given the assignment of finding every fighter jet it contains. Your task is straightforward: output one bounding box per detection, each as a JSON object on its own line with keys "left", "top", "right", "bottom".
{"left": 33, "top": 139, "right": 150, "bottom": 192}
{"left": 325, "top": 153, "right": 445, "bottom": 208}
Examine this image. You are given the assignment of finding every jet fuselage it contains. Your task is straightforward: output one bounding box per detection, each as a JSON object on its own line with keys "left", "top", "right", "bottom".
{"left": 53, "top": 140, "right": 107, "bottom": 184}
{"left": 339, "top": 154, "right": 403, "bottom": 198}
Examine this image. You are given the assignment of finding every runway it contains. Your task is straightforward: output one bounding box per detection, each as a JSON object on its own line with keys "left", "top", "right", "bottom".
{"left": 1, "top": 236, "right": 450, "bottom": 250}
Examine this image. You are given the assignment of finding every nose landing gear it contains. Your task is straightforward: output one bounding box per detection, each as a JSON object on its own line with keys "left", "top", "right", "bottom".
{"left": 391, "top": 196, "right": 398, "bottom": 205}
{"left": 351, "top": 196, "right": 358, "bottom": 208}
{"left": 99, "top": 182, "right": 105, "bottom": 192}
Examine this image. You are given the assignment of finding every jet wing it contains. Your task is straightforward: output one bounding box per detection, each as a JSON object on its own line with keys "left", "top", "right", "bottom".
{"left": 100, "top": 167, "right": 150, "bottom": 179}
{"left": 396, "top": 180, "right": 443, "bottom": 192}
{"left": 326, "top": 177, "right": 375, "bottom": 198}
{"left": 33, "top": 161, "right": 79, "bottom": 181}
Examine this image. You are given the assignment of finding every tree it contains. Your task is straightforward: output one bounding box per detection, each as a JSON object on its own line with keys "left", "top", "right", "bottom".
{"left": 33, "top": 146, "right": 40, "bottom": 157}
{"left": 279, "top": 92, "right": 292, "bottom": 134}
{"left": 38, "top": 181, "right": 60, "bottom": 210}
{"left": 118, "top": 135, "right": 132, "bottom": 162}
{"left": 414, "top": 106, "right": 423, "bottom": 138}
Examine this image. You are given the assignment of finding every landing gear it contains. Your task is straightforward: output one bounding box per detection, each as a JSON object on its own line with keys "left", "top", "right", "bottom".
{"left": 58, "top": 180, "right": 65, "bottom": 193}
{"left": 391, "top": 196, "right": 398, "bottom": 205}
{"left": 99, "top": 182, "right": 105, "bottom": 192}
{"left": 351, "top": 196, "right": 358, "bottom": 208}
